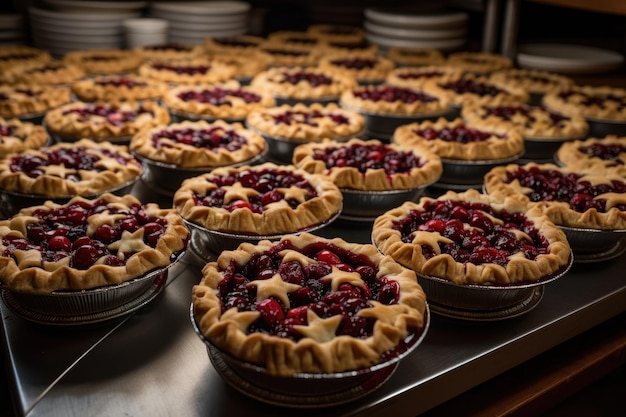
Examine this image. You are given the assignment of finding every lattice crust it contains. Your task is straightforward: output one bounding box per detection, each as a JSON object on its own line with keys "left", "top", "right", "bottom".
{"left": 71, "top": 74, "right": 168, "bottom": 102}
{"left": 488, "top": 68, "right": 574, "bottom": 95}
{"left": 393, "top": 117, "right": 524, "bottom": 161}
{"left": 245, "top": 102, "right": 365, "bottom": 141}
{"left": 1, "top": 61, "right": 84, "bottom": 86}
{"left": 44, "top": 100, "right": 170, "bottom": 141}
{"left": 0, "top": 84, "right": 72, "bottom": 118}
{"left": 138, "top": 58, "right": 235, "bottom": 85}
{"left": 163, "top": 80, "right": 275, "bottom": 120}
{"left": 0, "top": 46, "right": 51, "bottom": 71}
{"left": 556, "top": 135, "right": 626, "bottom": 177}
{"left": 318, "top": 54, "right": 395, "bottom": 83}
{"left": 372, "top": 189, "right": 572, "bottom": 285}
{"left": 0, "top": 117, "right": 48, "bottom": 159}
{"left": 192, "top": 232, "right": 427, "bottom": 376}
{"left": 461, "top": 99, "right": 589, "bottom": 139}
{"left": 339, "top": 84, "right": 451, "bottom": 116}
{"left": 292, "top": 138, "right": 443, "bottom": 191}
{"left": 385, "top": 65, "right": 465, "bottom": 89}
{"left": 0, "top": 139, "right": 142, "bottom": 197}
{"left": 385, "top": 47, "right": 445, "bottom": 67}
{"left": 173, "top": 162, "right": 343, "bottom": 235}
{"left": 130, "top": 119, "right": 266, "bottom": 168}
{"left": 62, "top": 49, "right": 143, "bottom": 74}
{"left": 446, "top": 52, "right": 513, "bottom": 74}
{"left": 542, "top": 85, "right": 626, "bottom": 121}
{"left": 133, "top": 43, "right": 205, "bottom": 61}
{"left": 0, "top": 193, "right": 189, "bottom": 294}
{"left": 484, "top": 162, "right": 626, "bottom": 230}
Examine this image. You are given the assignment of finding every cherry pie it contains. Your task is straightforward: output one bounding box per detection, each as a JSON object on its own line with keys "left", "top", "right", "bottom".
{"left": 484, "top": 162, "right": 626, "bottom": 230}
{"left": 488, "top": 68, "right": 574, "bottom": 98}
{"left": 257, "top": 43, "right": 320, "bottom": 67}
{"left": 556, "top": 135, "right": 626, "bottom": 177}
{"left": 372, "top": 188, "right": 572, "bottom": 285}
{"left": 0, "top": 117, "right": 48, "bottom": 159}
{"left": 44, "top": 100, "right": 170, "bottom": 142}
{"left": 446, "top": 52, "right": 513, "bottom": 74}
{"left": 62, "top": 49, "right": 143, "bottom": 74}
{"left": 138, "top": 58, "right": 235, "bottom": 85}
{"left": 203, "top": 35, "right": 266, "bottom": 56}
{"left": 130, "top": 119, "right": 266, "bottom": 169}
{"left": 0, "top": 46, "right": 51, "bottom": 71}
{"left": 385, "top": 65, "right": 465, "bottom": 89}
{"left": 191, "top": 232, "right": 426, "bottom": 375}
{"left": 266, "top": 31, "right": 324, "bottom": 50}
{"left": 173, "top": 162, "right": 343, "bottom": 236}
{"left": 133, "top": 43, "right": 205, "bottom": 61}
{"left": 71, "top": 74, "right": 168, "bottom": 103}
{"left": 318, "top": 54, "right": 395, "bottom": 85}
{"left": 0, "top": 193, "right": 189, "bottom": 294}
{"left": 316, "top": 40, "right": 379, "bottom": 58}
{"left": 542, "top": 85, "right": 626, "bottom": 122}
{"left": 0, "top": 138, "right": 141, "bottom": 198}
{"left": 1, "top": 61, "right": 85, "bottom": 86}
{"left": 207, "top": 51, "right": 271, "bottom": 81}
{"left": 385, "top": 47, "right": 445, "bottom": 67}
{"left": 0, "top": 84, "right": 72, "bottom": 119}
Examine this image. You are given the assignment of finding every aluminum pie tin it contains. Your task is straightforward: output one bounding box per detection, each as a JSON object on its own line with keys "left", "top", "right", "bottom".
{"left": 437, "top": 153, "right": 523, "bottom": 187}
{"left": 18, "top": 111, "right": 45, "bottom": 125}
{"left": 274, "top": 96, "right": 339, "bottom": 107}
{"left": 190, "top": 303, "right": 429, "bottom": 408}
{"left": 559, "top": 225, "right": 626, "bottom": 262}
{"left": 167, "top": 108, "right": 246, "bottom": 124}
{"left": 44, "top": 123, "right": 133, "bottom": 145}
{"left": 585, "top": 117, "right": 626, "bottom": 138}
{"left": 339, "top": 186, "right": 429, "bottom": 221}
{"left": 521, "top": 135, "right": 584, "bottom": 162}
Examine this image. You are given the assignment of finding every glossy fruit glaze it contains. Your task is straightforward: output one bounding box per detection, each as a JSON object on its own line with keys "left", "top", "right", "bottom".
{"left": 151, "top": 126, "right": 247, "bottom": 151}
{"left": 578, "top": 143, "right": 626, "bottom": 164}
{"left": 176, "top": 87, "right": 261, "bottom": 105}
{"left": 413, "top": 125, "right": 504, "bottom": 143}
{"left": 352, "top": 86, "right": 438, "bottom": 103}
{"left": 62, "top": 103, "right": 153, "bottom": 127}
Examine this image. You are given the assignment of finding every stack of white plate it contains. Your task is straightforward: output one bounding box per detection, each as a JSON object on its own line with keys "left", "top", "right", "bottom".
{"left": 0, "top": 14, "right": 26, "bottom": 47}
{"left": 149, "top": 1, "right": 250, "bottom": 45}
{"left": 364, "top": 7, "right": 468, "bottom": 53}
{"left": 28, "top": 1, "right": 148, "bottom": 58}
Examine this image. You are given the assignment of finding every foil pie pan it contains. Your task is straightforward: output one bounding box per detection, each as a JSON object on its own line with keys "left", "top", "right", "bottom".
{"left": 18, "top": 111, "right": 45, "bottom": 125}
{"left": 339, "top": 186, "right": 429, "bottom": 221}
{"left": 436, "top": 154, "right": 523, "bottom": 187}
{"left": 274, "top": 96, "right": 338, "bottom": 107}
{"left": 585, "top": 117, "right": 626, "bottom": 138}
{"left": 521, "top": 135, "right": 584, "bottom": 162}
{"left": 167, "top": 108, "right": 246, "bottom": 124}
{"left": 559, "top": 225, "right": 626, "bottom": 262}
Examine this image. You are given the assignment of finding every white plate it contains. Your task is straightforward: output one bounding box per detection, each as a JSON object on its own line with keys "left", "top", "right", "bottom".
{"left": 29, "top": 6, "right": 140, "bottom": 22}
{"left": 365, "top": 32, "right": 466, "bottom": 51}
{"left": 32, "top": 31, "right": 123, "bottom": 45}
{"left": 151, "top": 1, "right": 250, "bottom": 15}
{"left": 31, "top": 23, "right": 122, "bottom": 36}
{"left": 516, "top": 43, "right": 624, "bottom": 74}
{"left": 169, "top": 28, "right": 246, "bottom": 43}
{"left": 42, "top": 0, "right": 148, "bottom": 12}
{"left": 29, "top": 14, "right": 137, "bottom": 30}
{"left": 149, "top": 9, "right": 247, "bottom": 24}
{"left": 365, "top": 20, "right": 466, "bottom": 40}
{"left": 364, "top": 8, "right": 468, "bottom": 29}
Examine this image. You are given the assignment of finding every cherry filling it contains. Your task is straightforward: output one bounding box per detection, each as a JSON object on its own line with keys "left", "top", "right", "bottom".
{"left": 352, "top": 86, "right": 438, "bottom": 104}
{"left": 413, "top": 125, "right": 504, "bottom": 143}
{"left": 312, "top": 143, "right": 425, "bottom": 177}
{"left": 397, "top": 70, "right": 446, "bottom": 80}
{"left": 271, "top": 110, "right": 349, "bottom": 126}
{"left": 1, "top": 199, "right": 170, "bottom": 268}
{"left": 14, "top": 88, "right": 36, "bottom": 97}
{"left": 214, "top": 38, "right": 259, "bottom": 47}
{"left": 192, "top": 168, "right": 318, "bottom": 213}
{"left": 0, "top": 53, "right": 38, "bottom": 61}
{"left": 150, "top": 62, "right": 211, "bottom": 75}
{"left": 485, "top": 105, "right": 568, "bottom": 125}
{"left": 278, "top": 71, "right": 332, "bottom": 87}
{"left": 438, "top": 79, "right": 504, "bottom": 96}
{"left": 176, "top": 87, "right": 261, "bottom": 105}
{"left": 262, "top": 48, "right": 310, "bottom": 57}
{"left": 95, "top": 77, "right": 147, "bottom": 88}
{"left": 216, "top": 239, "right": 401, "bottom": 340}
{"left": 578, "top": 143, "right": 626, "bottom": 164}
{"left": 329, "top": 41, "right": 370, "bottom": 50}
{"left": 144, "top": 44, "right": 192, "bottom": 52}
{"left": 25, "top": 63, "right": 63, "bottom": 74}
{"left": 0, "top": 124, "right": 16, "bottom": 137}
{"left": 62, "top": 103, "right": 152, "bottom": 127}
{"left": 0, "top": 93, "right": 7, "bottom": 100}
{"left": 330, "top": 58, "right": 377, "bottom": 70}
{"left": 84, "top": 56, "right": 118, "bottom": 62}
{"left": 504, "top": 166, "right": 626, "bottom": 212}
{"left": 558, "top": 91, "right": 626, "bottom": 112}
{"left": 151, "top": 126, "right": 247, "bottom": 151}
{"left": 284, "top": 37, "right": 318, "bottom": 45}
{"left": 393, "top": 200, "right": 550, "bottom": 267}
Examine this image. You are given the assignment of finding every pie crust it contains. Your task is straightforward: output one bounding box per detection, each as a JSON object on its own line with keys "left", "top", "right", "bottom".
{"left": 258, "top": 42, "right": 320, "bottom": 67}
{"left": 488, "top": 68, "right": 574, "bottom": 96}
{"left": 0, "top": 84, "right": 72, "bottom": 119}
{"left": 163, "top": 80, "right": 275, "bottom": 120}
{"left": 292, "top": 138, "right": 443, "bottom": 191}
{"left": 133, "top": 43, "right": 205, "bottom": 61}
{"left": 245, "top": 102, "right": 365, "bottom": 141}
{"left": 138, "top": 58, "right": 235, "bottom": 85}
{"left": 0, "top": 46, "right": 51, "bottom": 71}
{"left": 339, "top": 84, "right": 451, "bottom": 116}
{"left": 44, "top": 100, "right": 170, "bottom": 141}
{"left": 62, "top": 49, "right": 143, "bottom": 74}
{"left": 0, "top": 193, "right": 189, "bottom": 294}
{"left": 393, "top": 117, "right": 524, "bottom": 161}
{"left": 484, "top": 162, "right": 626, "bottom": 230}
{"left": 556, "top": 135, "right": 626, "bottom": 177}
{"left": 207, "top": 51, "right": 271, "bottom": 80}
{"left": 385, "top": 65, "right": 465, "bottom": 88}
{"left": 191, "top": 232, "right": 426, "bottom": 375}
{"left": 1, "top": 61, "right": 85, "bottom": 86}
{"left": 446, "top": 52, "right": 513, "bottom": 73}
{"left": 0, "top": 138, "right": 142, "bottom": 198}
{"left": 307, "top": 24, "right": 365, "bottom": 43}
{"left": 173, "top": 162, "right": 343, "bottom": 236}
{"left": 318, "top": 54, "right": 395, "bottom": 84}
{"left": 130, "top": 119, "right": 267, "bottom": 169}
{"left": 372, "top": 188, "right": 572, "bottom": 285}
{"left": 203, "top": 35, "right": 266, "bottom": 55}
{"left": 0, "top": 117, "right": 48, "bottom": 159}
{"left": 385, "top": 47, "right": 445, "bottom": 67}
{"left": 266, "top": 31, "right": 324, "bottom": 50}
{"left": 315, "top": 40, "right": 379, "bottom": 58}
{"left": 71, "top": 74, "right": 168, "bottom": 102}
{"left": 542, "top": 85, "right": 626, "bottom": 122}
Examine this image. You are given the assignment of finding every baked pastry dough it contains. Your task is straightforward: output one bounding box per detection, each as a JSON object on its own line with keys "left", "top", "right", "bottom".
{"left": 203, "top": 35, "right": 266, "bottom": 55}
{"left": 63, "top": 49, "right": 143, "bottom": 74}
{"left": 173, "top": 162, "right": 343, "bottom": 235}
{"left": 385, "top": 47, "right": 445, "bottom": 67}
{"left": 0, "top": 46, "right": 51, "bottom": 71}
{"left": 133, "top": 43, "right": 205, "bottom": 61}
{"left": 307, "top": 24, "right": 365, "bottom": 43}
{"left": 0, "top": 117, "right": 48, "bottom": 159}
{"left": 556, "top": 135, "right": 626, "bottom": 177}
{"left": 340, "top": 84, "right": 451, "bottom": 116}
{"left": 372, "top": 188, "right": 572, "bottom": 285}
{"left": 192, "top": 232, "right": 426, "bottom": 375}
{"left": 1, "top": 61, "right": 85, "bottom": 86}
{"left": 71, "top": 74, "right": 168, "bottom": 103}
{"left": 0, "top": 193, "right": 189, "bottom": 294}
{"left": 138, "top": 58, "right": 235, "bottom": 85}
{"left": 542, "top": 85, "right": 626, "bottom": 122}
{"left": 488, "top": 68, "right": 574, "bottom": 96}
{"left": 446, "top": 52, "right": 513, "bottom": 73}
{"left": 386, "top": 65, "right": 465, "bottom": 88}
{"left": 318, "top": 54, "right": 395, "bottom": 84}
{"left": 0, "top": 84, "right": 72, "bottom": 119}
{"left": 258, "top": 42, "right": 320, "bottom": 67}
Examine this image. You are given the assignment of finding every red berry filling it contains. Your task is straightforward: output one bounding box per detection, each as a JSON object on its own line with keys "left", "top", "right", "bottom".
{"left": 413, "top": 125, "right": 505, "bottom": 143}
{"left": 262, "top": 48, "right": 310, "bottom": 57}
{"left": 558, "top": 90, "right": 626, "bottom": 112}
{"left": 278, "top": 71, "right": 332, "bottom": 87}
{"left": 95, "top": 77, "right": 147, "bottom": 88}
{"left": 271, "top": 110, "right": 349, "bottom": 126}
{"left": 217, "top": 239, "right": 400, "bottom": 341}
{"left": 62, "top": 103, "right": 153, "bottom": 127}
{"left": 214, "top": 38, "right": 259, "bottom": 48}
{"left": 485, "top": 105, "right": 568, "bottom": 126}
{"left": 0, "top": 53, "right": 38, "bottom": 61}
{"left": 329, "top": 40, "right": 370, "bottom": 50}
{"left": 330, "top": 58, "right": 377, "bottom": 70}
{"left": 24, "top": 63, "right": 64, "bottom": 74}
{"left": 393, "top": 200, "right": 550, "bottom": 267}
{"left": 353, "top": 86, "right": 438, "bottom": 103}
{"left": 578, "top": 143, "right": 626, "bottom": 164}
{"left": 151, "top": 126, "right": 247, "bottom": 151}
{"left": 176, "top": 87, "right": 261, "bottom": 105}
{"left": 144, "top": 44, "right": 193, "bottom": 52}
{"left": 0, "top": 123, "right": 16, "bottom": 137}
{"left": 438, "top": 79, "right": 504, "bottom": 96}
{"left": 504, "top": 166, "right": 626, "bottom": 212}
{"left": 397, "top": 70, "right": 446, "bottom": 80}
{"left": 150, "top": 62, "right": 211, "bottom": 75}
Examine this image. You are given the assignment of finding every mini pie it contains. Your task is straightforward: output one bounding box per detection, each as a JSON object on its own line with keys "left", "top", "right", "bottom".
{"left": 0, "top": 117, "right": 48, "bottom": 159}
{"left": 292, "top": 138, "right": 443, "bottom": 191}
{"left": 315, "top": 40, "right": 379, "bottom": 58}
{"left": 245, "top": 102, "right": 365, "bottom": 141}
{"left": 489, "top": 68, "right": 574, "bottom": 97}
{"left": 556, "top": 135, "right": 626, "bottom": 177}
{"left": 0, "top": 138, "right": 141, "bottom": 198}
{"left": 207, "top": 51, "right": 271, "bottom": 80}
{"left": 63, "top": 49, "right": 143, "bottom": 74}
{"left": 393, "top": 117, "right": 524, "bottom": 161}
{"left": 318, "top": 54, "right": 395, "bottom": 84}
{"left": 0, "top": 46, "right": 51, "bottom": 71}
{"left": 133, "top": 43, "right": 205, "bottom": 61}
{"left": 258, "top": 42, "right": 320, "bottom": 67}
{"left": 484, "top": 162, "right": 626, "bottom": 230}
{"left": 173, "top": 162, "right": 343, "bottom": 236}
{"left": 446, "top": 52, "right": 513, "bottom": 73}
{"left": 266, "top": 31, "right": 325, "bottom": 50}
{"left": 203, "top": 35, "right": 266, "bottom": 55}
{"left": 1, "top": 61, "right": 85, "bottom": 86}
{"left": 0, "top": 193, "right": 189, "bottom": 294}
{"left": 163, "top": 80, "right": 275, "bottom": 121}
{"left": 372, "top": 188, "right": 572, "bottom": 285}
{"left": 542, "top": 85, "right": 626, "bottom": 122}
{"left": 385, "top": 47, "right": 445, "bottom": 67}
{"left": 307, "top": 24, "right": 365, "bottom": 43}
{"left": 191, "top": 232, "right": 427, "bottom": 375}
{"left": 250, "top": 66, "right": 357, "bottom": 102}
{"left": 44, "top": 100, "right": 170, "bottom": 142}
{"left": 71, "top": 74, "right": 168, "bottom": 102}
{"left": 0, "top": 84, "right": 72, "bottom": 119}
{"left": 130, "top": 119, "right": 266, "bottom": 169}
{"left": 138, "top": 58, "right": 235, "bottom": 85}
{"left": 385, "top": 65, "right": 465, "bottom": 89}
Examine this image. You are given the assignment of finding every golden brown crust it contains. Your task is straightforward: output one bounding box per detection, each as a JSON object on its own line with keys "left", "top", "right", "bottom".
{"left": 339, "top": 84, "right": 451, "bottom": 116}
{"left": 0, "top": 84, "right": 72, "bottom": 118}
{"left": 71, "top": 74, "right": 168, "bottom": 102}
{"left": 138, "top": 58, "right": 235, "bottom": 85}
{"left": 393, "top": 117, "right": 524, "bottom": 161}
{"left": 318, "top": 54, "right": 395, "bottom": 84}
{"left": 484, "top": 162, "right": 626, "bottom": 230}
{"left": 556, "top": 135, "right": 626, "bottom": 176}
{"left": 203, "top": 35, "right": 266, "bottom": 55}
{"left": 62, "top": 49, "right": 143, "bottom": 74}
{"left": 0, "top": 117, "right": 48, "bottom": 159}
{"left": 2, "top": 61, "right": 85, "bottom": 86}
{"left": 258, "top": 42, "right": 320, "bottom": 67}
{"left": 372, "top": 189, "right": 572, "bottom": 285}
{"left": 385, "top": 47, "right": 445, "bottom": 67}
{"left": 446, "top": 52, "right": 513, "bottom": 73}
{"left": 130, "top": 119, "right": 266, "bottom": 169}
{"left": 44, "top": 100, "right": 170, "bottom": 141}
{"left": 192, "top": 232, "right": 426, "bottom": 376}
{"left": 292, "top": 138, "right": 443, "bottom": 191}
{"left": 488, "top": 68, "right": 574, "bottom": 95}
{"left": 542, "top": 85, "right": 626, "bottom": 121}
{"left": 306, "top": 24, "right": 365, "bottom": 43}
{"left": 0, "top": 139, "right": 142, "bottom": 197}
{"left": 207, "top": 51, "right": 271, "bottom": 79}
{"left": 173, "top": 162, "right": 343, "bottom": 235}
{"left": 0, "top": 193, "right": 189, "bottom": 294}
{"left": 266, "top": 31, "right": 325, "bottom": 50}
{"left": 133, "top": 43, "right": 205, "bottom": 61}
{"left": 314, "top": 40, "right": 379, "bottom": 58}
{"left": 0, "top": 46, "right": 51, "bottom": 71}
{"left": 245, "top": 102, "right": 365, "bottom": 141}
{"left": 385, "top": 65, "right": 465, "bottom": 89}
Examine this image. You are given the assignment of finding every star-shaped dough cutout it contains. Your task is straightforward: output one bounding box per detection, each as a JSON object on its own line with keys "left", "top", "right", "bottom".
{"left": 410, "top": 231, "right": 452, "bottom": 254}
{"left": 222, "top": 182, "right": 259, "bottom": 204}
{"left": 247, "top": 273, "right": 301, "bottom": 307}
{"left": 86, "top": 212, "right": 128, "bottom": 235}
{"left": 41, "top": 164, "right": 78, "bottom": 179}
{"left": 293, "top": 310, "right": 342, "bottom": 343}
{"left": 277, "top": 186, "right": 310, "bottom": 204}
{"left": 107, "top": 228, "right": 149, "bottom": 259}
{"left": 357, "top": 301, "right": 409, "bottom": 326}
{"left": 221, "top": 307, "right": 260, "bottom": 332}
{"left": 321, "top": 266, "right": 364, "bottom": 291}
{"left": 597, "top": 192, "right": 626, "bottom": 210}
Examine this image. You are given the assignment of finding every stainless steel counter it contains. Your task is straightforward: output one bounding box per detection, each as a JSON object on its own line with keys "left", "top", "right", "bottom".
{"left": 1, "top": 181, "right": 625, "bottom": 417}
